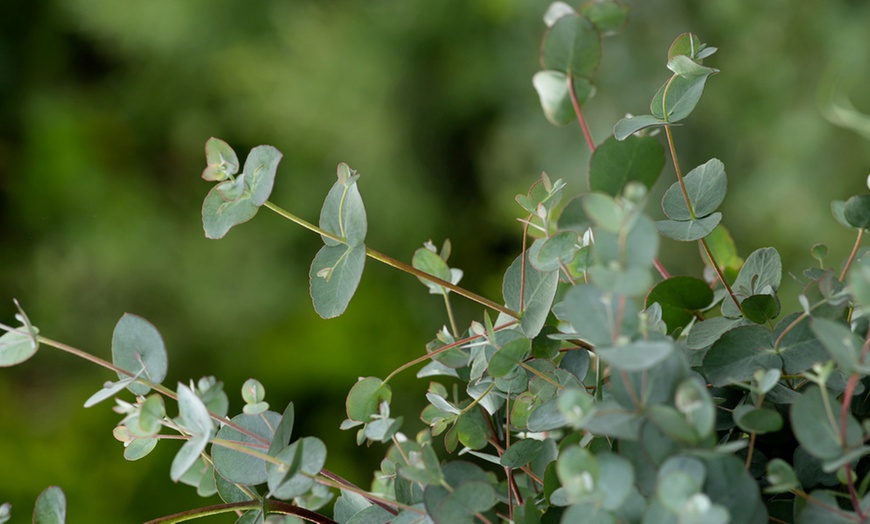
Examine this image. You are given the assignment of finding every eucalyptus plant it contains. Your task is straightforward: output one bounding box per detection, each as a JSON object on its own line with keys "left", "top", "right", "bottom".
{"left": 5, "top": 1, "right": 870, "bottom": 523}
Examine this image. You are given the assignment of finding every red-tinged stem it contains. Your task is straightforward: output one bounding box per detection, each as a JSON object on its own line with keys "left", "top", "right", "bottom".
{"left": 568, "top": 75, "right": 596, "bottom": 153}
{"left": 143, "top": 500, "right": 336, "bottom": 524}
{"left": 653, "top": 258, "right": 671, "bottom": 279}
{"left": 839, "top": 228, "right": 865, "bottom": 281}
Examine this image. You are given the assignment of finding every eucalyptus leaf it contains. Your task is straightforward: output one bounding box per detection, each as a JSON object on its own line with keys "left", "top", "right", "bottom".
{"left": 645, "top": 276, "right": 713, "bottom": 335}
{"left": 596, "top": 341, "right": 673, "bottom": 372}
{"left": 541, "top": 14, "right": 601, "bottom": 77}
{"left": 721, "top": 247, "right": 782, "bottom": 318}
{"left": 0, "top": 325, "right": 39, "bottom": 367}
{"left": 243, "top": 145, "right": 282, "bottom": 207}
{"left": 791, "top": 386, "right": 862, "bottom": 460}
{"left": 702, "top": 325, "right": 783, "bottom": 387}
{"left": 656, "top": 213, "right": 721, "bottom": 242}
{"left": 843, "top": 194, "right": 870, "bottom": 229}
{"left": 267, "top": 437, "right": 327, "bottom": 500}
{"left": 532, "top": 71, "right": 594, "bottom": 126}
{"left": 588, "top": 135, "right": 666, "bottom": 197}
{"left": 309, "top": 243, "right": 366, "bottom": 319}
{"left": 650, "top": 70, "right": 717, "bottom": 123}
{"left": 202, "top": 137, "right": 239, "bottom": 182}
{"left": 112, "top": 313, "right": 168, "bottom": 396}
{"left": 319, "top": 164, "right": 367, "bottom": 247}
{"left": 503, "top": 251, "right": 559, "bottom": 338}
{"left": 661, "top": 158, "right": 727, "bottom": 220}
{"left": 345, "top": 377, "right": 391, "bottom": 423}
{"left": 33, "top": 486, "right": 65, "bottom": 524}
{"left": 212, "top": 411, "right": 281, "bottom": 485}
{"left": 613, "top": 114, "right": 668, "bottom": 141}
{"left": 202, "top": 181, "right": 258, "bottom": 239}
{"left": 500, "top": 439, "right": 544, "bottom": 468}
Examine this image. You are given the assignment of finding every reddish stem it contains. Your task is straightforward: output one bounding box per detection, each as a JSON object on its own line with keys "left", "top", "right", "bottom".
{"left": 568, "top": 75, "right": 596, "bottom": 153}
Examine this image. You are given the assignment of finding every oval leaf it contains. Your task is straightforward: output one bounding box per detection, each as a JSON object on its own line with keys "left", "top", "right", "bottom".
{"left": 309, "top": 243, "right": 366, "bottom": 319}
{"left": 645, "top": 276, "right": 713, "bottom": 335}
{"left": 112, "top": 313, "right": 168, "bottom": 396}
{"left": 533, "top": 70, "right": 594, "bottom": 126}
{"left": 589, "top": 135, "right": 666, "bottom": 197}
{"left": 503, "top": 251, "right": 559, "bottom": 338}
{"left": 244, "top": 145, "right": 282, "bottom": 207}
{"left": 33, "top": 486, "right": 65, "bottom": 524}
{"left": 319, "top": 165, "right": 367, "bottom": 247}
{"left": 346, "top": 377, "right": 391, "bottom": 423}
{"left": 203, "top": 137, "right": 239, "bottom": 182}
{"left": 212, "top": 411, "right": 282, "bottom": 485}
{"left": 702, "top": 325, "right": 782, "bottom": 387}
{"left": 202, "top": 182, "right": 258, "bottom": 239}
{"left": 541, "top": 14, "right": 601, "bottom": 77}
{"left": 661, "top": 158, "right": 727, "bottom": 220}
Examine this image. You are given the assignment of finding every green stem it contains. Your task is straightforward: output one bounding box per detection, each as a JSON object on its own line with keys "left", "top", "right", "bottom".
{"left": 263, "top": 201, "right": 520, "bottom": 319}
{"left": 381, "top": 320, "right": 518, "bottom": 385}
{"left": 443, "top": 292, "right": 459, "bottom": 339}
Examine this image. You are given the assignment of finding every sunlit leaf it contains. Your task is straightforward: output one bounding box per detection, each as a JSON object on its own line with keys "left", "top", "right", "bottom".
{"left": 541, "top": 14, "right": 601, "bottom": 77}
{"left": 345, "top": 377, "right": 391, "bottom": 423}
{"left": 533, "top": 71, "right": 594, "bottom": 126}
{"left": 656, "top": 213, "right": 721, "bottom": 242}
{"left": 661, "top": 158, "right": 727, "bottom": 220}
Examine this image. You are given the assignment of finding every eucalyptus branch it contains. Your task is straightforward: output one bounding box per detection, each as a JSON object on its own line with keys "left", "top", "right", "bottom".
{"left": 664, "top": 126, "right": 743, "bottom": 315}
{"left": 143, "top": 500, "right": 336, "bottom": 524}
{"left": 263, "top": 201, "right": 520, "bottom": 319}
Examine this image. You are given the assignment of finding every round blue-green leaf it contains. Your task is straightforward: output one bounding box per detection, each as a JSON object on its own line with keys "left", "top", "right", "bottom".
{"left": 674, "top": 378, "right": 715, "bottom": 439}
{"left": 656, "top": 213, "right": 721, "bottom": 242}
{"left": 843, "top": 194, "right": 870, "bottom": 230}
{"left": 791, "top": 386, "right": 862, "bottom": 460}
{"left": 488, "top": 338, "right": 531, "bottom": 378}
{"left": 702, "top": 325, "right": 782, "bottom": 387}
{"left": 645, "top": 276, "right": 713, "bottom": 335}
{"left": 112, "top": 313, "right": 168, "bottom": 395}
{"left": 597, "top": 341, "right": 673, "bottom": 372}
{"left": 560, "top": 285, "right": 638, "bottom": 347}
{"left": 589, "top": 135, "right": 665, "bottom": 197}
{"left": 661, "top": 158, "right": 727, "bottom": 220}
{"left": 33, "top": 486, "right": 65, "bottom": 524}
{"left": 346, "top": 377, "right": 391, "bottom": 423}
{"left": 531, "top": 232, "right": 578, "bottom": 272}
{"left": 541, "top": 14, "right": 601, "bottom": 77}
{"left": 733, "top": 405, "right": 782, "bottom": 434}
{"left": 243, "top": 145, "right": 282, "bottom": 206}
{"left": 202, "top": 137, "right": 239, "bottom": 182}
{"left": 456, "top": 407, "right": 488, "bottom": 450}
{"left": 202, "top": 182, "right": 258, "bottom": 239}
{"left": 137, "top": 394, "right": 165, "bottom": 436}
{"left": 810, "top": 317, "right": 865, "bottom": 375}
{"left": 124, "top": 437, "right": 158, "bottom": 461}
{"left": 212, "top": 411, "right": 282, "bottom": 485}
{"left": 309, "top": 243, "right": 366, "bottom": 319}
{"left": 501, "top": 439, "right": 544, "bottom": 468}
{"left": 268, "top": 437, "right": 327, "bottom": 500}
{"left": 581, "top": 0, "right": 628, "bottom": 35}
{"left": 532, "top": 71, "right": 594, "bottom": 126}
{"left": 0, "top": 325, "right": 39, "bottom": 367}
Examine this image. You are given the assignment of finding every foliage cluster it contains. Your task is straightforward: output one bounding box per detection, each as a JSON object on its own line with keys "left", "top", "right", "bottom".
{"left": 5, "top": 1, "right": 870, "bottom": 523}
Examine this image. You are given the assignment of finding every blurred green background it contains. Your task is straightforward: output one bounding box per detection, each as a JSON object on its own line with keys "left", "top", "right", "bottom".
{"left": 2, "top": 0, "right": 870, "bottom": 521}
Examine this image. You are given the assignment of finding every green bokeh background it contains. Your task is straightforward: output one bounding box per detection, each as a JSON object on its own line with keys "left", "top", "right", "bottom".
{"left": 2, "top": 0, "right": 870, "bottom": 521}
